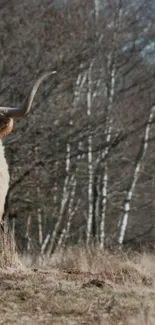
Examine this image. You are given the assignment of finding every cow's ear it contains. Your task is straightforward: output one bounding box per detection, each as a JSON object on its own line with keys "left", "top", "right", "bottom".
{"left": 0, "top": 118, "right": 13, "bottom": 138}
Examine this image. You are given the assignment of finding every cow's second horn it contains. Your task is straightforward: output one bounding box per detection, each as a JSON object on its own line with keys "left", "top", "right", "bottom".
{"left": 0, "top": 71, "right": 57, "bottom": 118}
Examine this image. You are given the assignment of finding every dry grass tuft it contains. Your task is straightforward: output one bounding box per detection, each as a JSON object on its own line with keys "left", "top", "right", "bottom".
{"left": 0, "top": 226, "right": 21, "bottom": 268}
{"left": 2, "top": 246, "right": 155, "bottom": 324}
{"left": 45, "top": 246, "right": 154, "bottom": 287}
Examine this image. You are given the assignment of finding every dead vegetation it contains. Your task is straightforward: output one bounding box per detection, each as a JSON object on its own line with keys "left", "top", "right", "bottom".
{"left": 0, "top": 246, "right": 154, "bottom": 324}
{"left": 0, "top": 226, "right": 20, "bottom": 269}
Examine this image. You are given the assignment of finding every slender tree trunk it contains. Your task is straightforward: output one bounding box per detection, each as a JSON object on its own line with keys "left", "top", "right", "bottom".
{"left": 86, "top": 60, "right": 94, "bottom": 245}
{"left": 99, "top": 59, "right": 116, "bottom": 247}
{"left": 41, "top": 234, "right": 50, "bottom": 256}
{"left": 99, "top": 4, "right": 123, "bottom": 246}
{"left": 53, "top": 161, "right": 59, "bottom": 204}
{"left": 100, "top": 162, "right": 108, "bottom": 248}
{"left": 47, "top": 142, "right": 71, "bottom": 256}
{"left": 25, "top": 214, "right": 31, "bottom": 252}
{"left": 118, "top": 105, "right": 155, "bottom": 246}
{"left": 74, "top": 69, "right": 87, "bottom": 106}
{"left": 57, "top": 71, "right": 87, "bottom": 248}
{"left": 94, "top": 175, "right": 101, "bottom": 242}
{"left": 37, "top": 187, "right": 43, "bottom": 247}
{"left": 37, "top": 208, "right": 43, "bottom": 246}
{"left": 57, "top": 177, "right": 77, "bottom": 247}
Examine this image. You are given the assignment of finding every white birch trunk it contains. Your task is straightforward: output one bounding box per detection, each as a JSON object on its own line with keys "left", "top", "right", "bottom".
{"left": 74, "top": 70, "right": 87, "bottom": 106}
{"left": 118, "top": 105, "right": 155, "bottom": 246}
{"left": 98, "top": 5, "right": 123, "bottom": 245}
{"left": 57, "top": 70, "right": 88, "bottom": 248}
{"left": 37, "top": 187, "right": 43, "bottom": 246}
{"left": 37, "top": 208, "right": 43, "bottom": 246}
{"left": 53, "top": 161, "right": 59, "bottom": 204}
{"left": 41, "top": 234, "right": 50, "bottom": 255}
{"left": 87, "top": 134, "right": 93, "bottom": 244}
{"left": 61, "top": 138, "right": 84, "bottom": 245}
{"left": 94, "top": 175, "right": 101, "bottom": 242}
{"left": 100, "top": 162, "right": 108, "bottom": 248}
{"left": 57, "top": 177, "right": 77, "bottom": 247}
{"left": 99, "top": 59, "right": 116, "bottom": 247}
{"left": 41, "top": 68, "right": 87, "bottom": 255}
{"left": 86, "top": 60, "right": 94, "bottom": 245}
{"left": 64, "top": 197, "right": 79, "bottom": 243}
{"left": 57, "top": 228, "right": 66, "bottom": 248}
{"left": 25, "top": 214, "right": 31, "bottom": 252}
{"left": 47, "top": 142, "right": 71, "bottom": 256}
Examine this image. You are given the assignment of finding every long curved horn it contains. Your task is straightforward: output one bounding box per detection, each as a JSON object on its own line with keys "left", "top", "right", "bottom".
{"left": 0, "top": 71, "right": 57, "bottom": 118}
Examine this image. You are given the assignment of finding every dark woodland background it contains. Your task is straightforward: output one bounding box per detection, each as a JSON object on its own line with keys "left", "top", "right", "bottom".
{"left": 1, "top": 0, "right": 155, "bottom": 255}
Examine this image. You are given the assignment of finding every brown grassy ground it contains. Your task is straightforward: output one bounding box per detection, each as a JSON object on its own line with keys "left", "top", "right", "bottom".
{"left": 0, "top": 247, "right": 155, "bottom": 324}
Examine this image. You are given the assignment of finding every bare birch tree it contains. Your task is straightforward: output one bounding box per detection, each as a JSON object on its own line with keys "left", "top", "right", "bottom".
{"left": 46, "top": 141, "right": 71, "bottom": 256}
{"left": 98, "top": 4, "right": 122, "bottom": 248}
{"left": 86, "top": 60, "right": 95, "bottom": 245}
{"left": 2, "top": 0, "right": 155, "bottom": 252}
{"left": 118, "top": 105, "right": 155, "bottom": 246}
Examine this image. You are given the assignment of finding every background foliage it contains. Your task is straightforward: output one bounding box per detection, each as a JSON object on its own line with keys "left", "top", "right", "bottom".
{"left": 1, "top": 0, "right": 155, "bottom": 254}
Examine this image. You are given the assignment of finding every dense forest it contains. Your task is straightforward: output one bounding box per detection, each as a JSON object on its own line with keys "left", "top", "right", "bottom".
{"left": 1, "top": 0, "right": 155, "bottom": 254}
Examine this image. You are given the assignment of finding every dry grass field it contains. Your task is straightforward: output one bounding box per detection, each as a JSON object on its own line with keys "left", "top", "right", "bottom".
{"left": 0, "top": 235, "right": 155, "bottom": 324}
